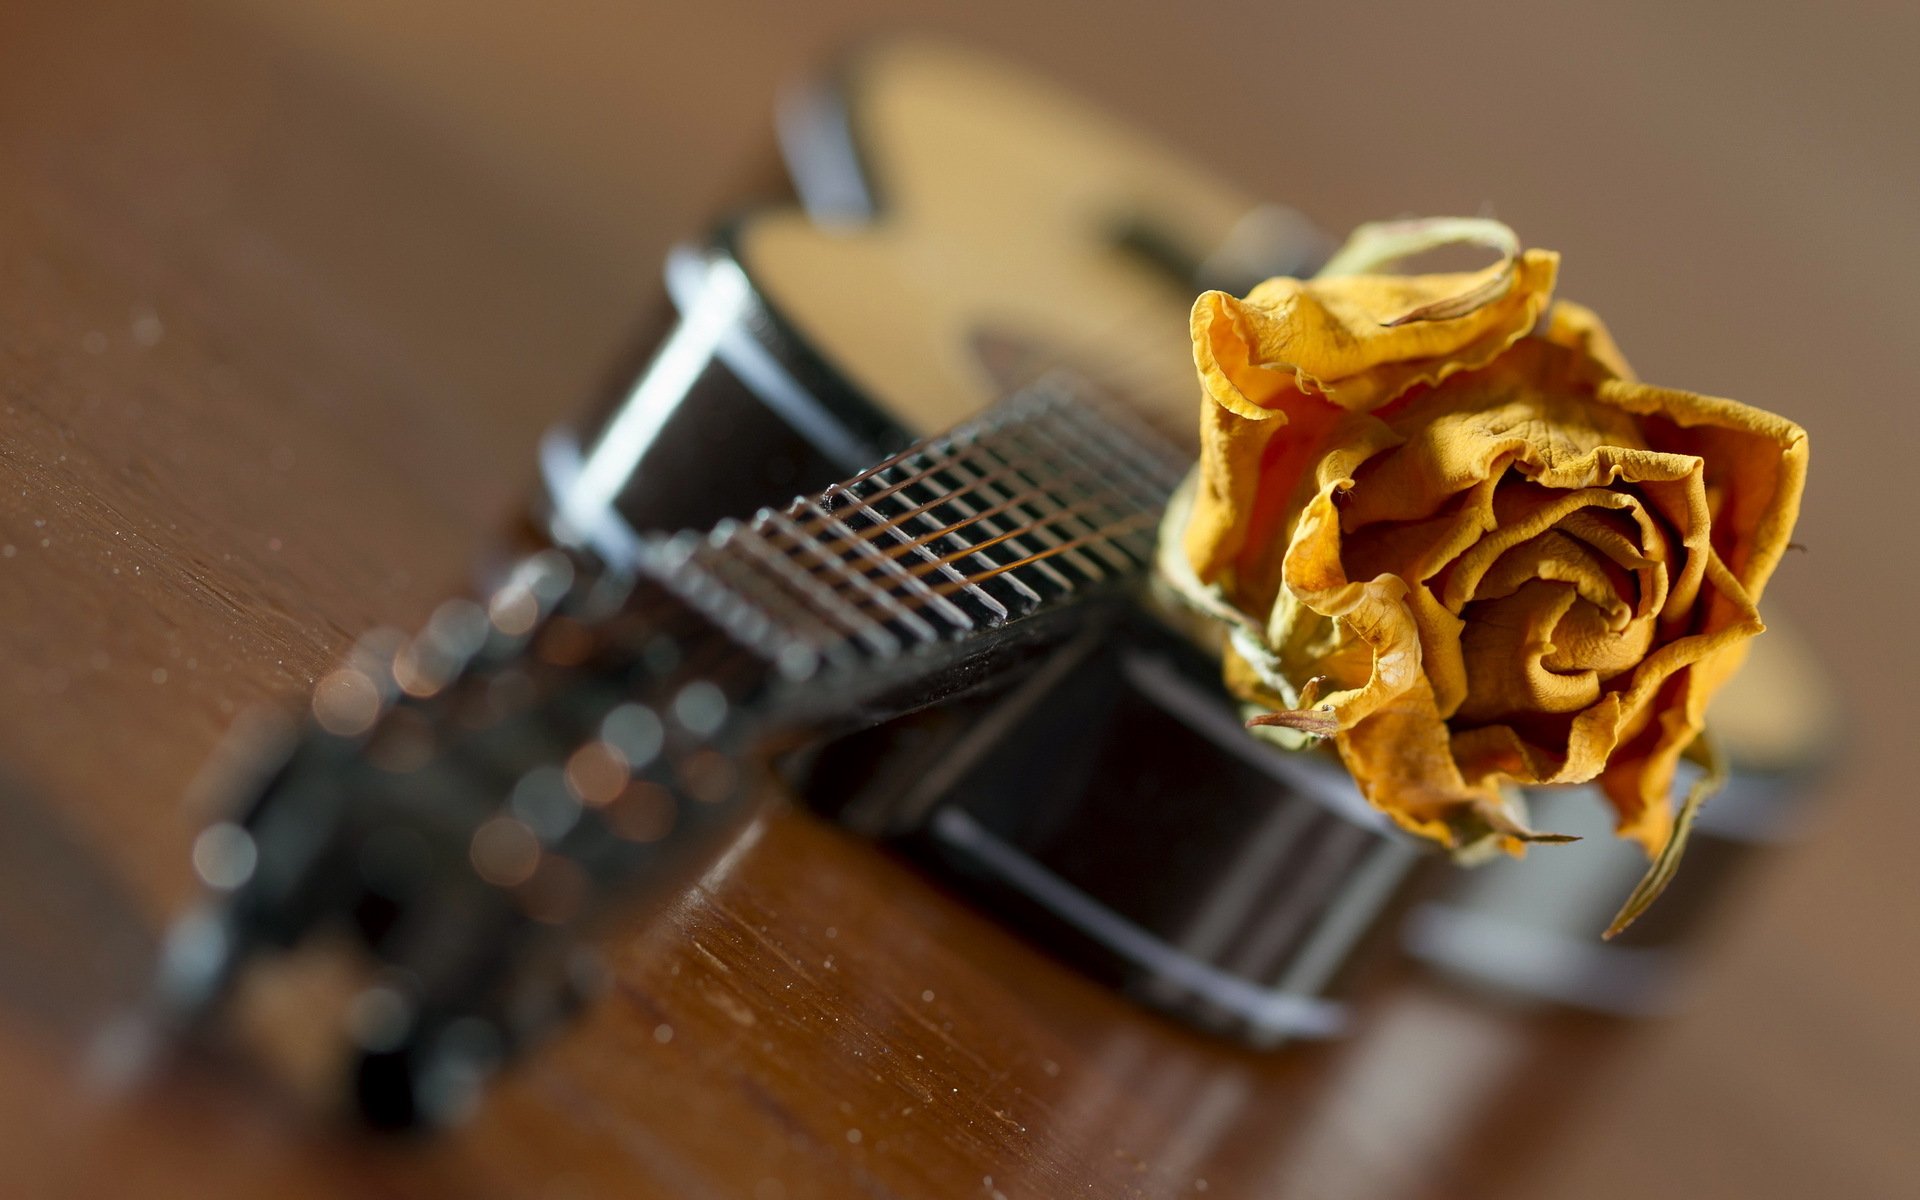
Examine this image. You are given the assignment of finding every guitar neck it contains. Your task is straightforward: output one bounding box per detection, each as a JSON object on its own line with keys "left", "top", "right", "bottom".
{"left": 164, "top": 374, "right": 1185, "bottom": 1127}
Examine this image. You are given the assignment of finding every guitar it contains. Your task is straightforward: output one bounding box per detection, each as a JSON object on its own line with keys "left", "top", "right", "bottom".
{"left": 733, "top": 40, "right": 1827, "bottom": 1028}
{"left": 539, "top": 39, "right": 1326, "bottom": 549}
{"left": 158, "top": 39, "right": 1817, "bottom": 1129}
{"left": 158, "top": 41, "right": 1388, "bottom": 1127}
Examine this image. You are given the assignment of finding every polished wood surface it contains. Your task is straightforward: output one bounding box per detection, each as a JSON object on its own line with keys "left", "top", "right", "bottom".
{"left": 2, "top": 1, "right": 1915, "bottom": 1196}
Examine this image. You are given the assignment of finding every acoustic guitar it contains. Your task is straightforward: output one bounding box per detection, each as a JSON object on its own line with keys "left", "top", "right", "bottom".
{"left": 155, "top": 39, "right": 1386, "bottom": 1126}
{"left": 536, "top": 37, "right": 1825, "bottom": 1047}
{"left": 158, "top": 40, "right": 1815, "bottom": 1131}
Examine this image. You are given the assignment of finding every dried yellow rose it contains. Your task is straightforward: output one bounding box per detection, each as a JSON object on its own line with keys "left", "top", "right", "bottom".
{"left": 1162, "top": 218, "right": 1807, "bottom": 926}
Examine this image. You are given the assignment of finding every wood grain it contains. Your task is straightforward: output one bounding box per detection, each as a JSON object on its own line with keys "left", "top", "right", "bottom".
{"left": 1, "top": 1, "right": 1914, "bottom": 1197}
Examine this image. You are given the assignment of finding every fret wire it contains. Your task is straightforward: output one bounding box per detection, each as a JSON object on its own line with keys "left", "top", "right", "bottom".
{"left": 777, "top": 475, "right": 1141, "bottom": 596}
{"left": 1048, "top": 398, "right": 1188, "bottom": 509}
{"left": 691, "top": 536, "right": 849, "bottom": 661}
{"left": 898, "top": 471, "right": 1053, "bottom": 606}
{"left": 809, "top": 506, "right": 1153, "bottom": 629}
{"left": 927, "top": 492, "right": 1137, "bottom": 586}
{"left": 763, "top": 508, "right": 934, "bottom": 649}
{"left": 869, "top": 486, "right": 1122, "bottom": 562}
{"left": 791, "top": 430, "right": 1043, "bottom": 540}
{"left": 765, "top": 418, "right": 1161, "bottom": 613}
{"left": 873, "top": 422, "right": 1148, "bottom": 581}
{"left": 598, "top": 488, "right": 1158, "bottom": 674}
{"left": 535, "top": 506, "right": 1157, "bottom": 742}
{"left": 756, "top": 509, "right": 919, "bottom": 606}
{"left": 1013, "top": 416, "right": 1159, "bottom": 576}
{"left": 750, "top": 538, "right": 962, "bottom": 628}
{"left": 771, "top": 462, "right": 1082, "bottom": 618}
{"left": 799, "top": 449, "right": 1107, "bottom": 553}
{"left": 890, "top": 501, "right": 1138, "bottom": 581}
{"left": 771, "top": 462, "right": 946, "bottom": 550}
{"left": 813, "top": 430, "right": 957, "bottom": 495}
{"left": 785, "top": 414, "right": 1135, "bottom": 572}
{"left": 803, "top": 455, "right": 1129, "bottom": 572}
{"left": 613, "top": 383, "right": 1181, "bottom": 663}
{"left": 875, "top": 440, "right": 1116, "bottom": 527}
{"left": 730, "top": 522, "right": 901, "bottom": 653}
{"left": 800, "top": 464, "right": 952, "bottom": 533}
{"left": 796, "top": 502, "right": 965, "bottom": 637}
{"left": 926, "top": 514, "right": 1160, "bottom": 596}
{"left": 783, "top": 381, "right": 1114, "bottom": 542}
{"left": 949, "top": 427, "right": 1133, "bottom": 583}
{"left": 788, "top": 424, "right": 999, "bottom": 537}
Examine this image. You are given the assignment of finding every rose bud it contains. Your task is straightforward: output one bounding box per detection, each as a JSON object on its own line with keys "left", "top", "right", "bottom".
{"left": 1157, "top": 218, "right": 1808, "bottom": 931}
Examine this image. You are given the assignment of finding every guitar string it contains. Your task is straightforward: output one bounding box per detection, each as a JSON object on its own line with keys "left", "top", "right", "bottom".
{"left": 568, "top": 496, "right": 1159, "bottom": 683}
{"left": 541, "top": 293, "right": 1209, "bottom": 676}
{"left": 923, "top": 513, "right": 1162, "bottom": 595}
{"left": 785, "top": 428, "right": 1155, "bottom": 570}
{"left": 767, "top": 441, "right": 1155, "bottom": 598}
{"left": 786, "top": 437, "right": 1119, "bottom": 550}
{"left": 778, "top": 338, "right": 1190, "bottom": 575}
{"left": 779, "top": 393, "right": 1176, "bottom": 550}
{"left": 357, "top": 284, "right": 1263, "bottom": 876}
{"left": 560, "top": 424, "right": 1158, "bottom": 652}
{"left": 742, "top": 343, "right": 1193, "bottom": 625}
{"left": 775, "top": 281, "right": 1200, "bottom": 545}
{"left": 763, "top": 225, "right": 1337, "bottom": 576}
{"left": 751, "top": 467, "right": 1161, "bottom": 630}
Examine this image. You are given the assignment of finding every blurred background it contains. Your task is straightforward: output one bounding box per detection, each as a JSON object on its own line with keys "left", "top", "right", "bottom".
{"left": 0, "top": 0, "right": 1914, "bottom": 1196}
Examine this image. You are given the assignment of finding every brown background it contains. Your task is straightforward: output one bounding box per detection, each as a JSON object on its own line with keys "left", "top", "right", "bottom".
{"left": 1, "top": 0, "right": 1915, "bottom": 1196}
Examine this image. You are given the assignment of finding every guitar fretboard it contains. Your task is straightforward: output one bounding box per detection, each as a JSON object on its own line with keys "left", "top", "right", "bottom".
{"left": 639, "top": 374, "right": 1187, "bottom": 692}
{"left": 167, "top": 374, "right": 1187, "bottom": 1126}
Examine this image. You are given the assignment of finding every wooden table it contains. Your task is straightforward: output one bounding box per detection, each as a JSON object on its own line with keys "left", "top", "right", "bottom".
{"left": 2, "top": 1, "right": 1914, "bottom": 1196}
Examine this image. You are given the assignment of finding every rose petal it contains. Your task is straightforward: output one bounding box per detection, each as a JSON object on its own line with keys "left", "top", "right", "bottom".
{"left": 1190, "top": 249, "right": 1559, "bottom": 420}
{"left": 1443, "top": 486, "right": 1658, "bottom": 614}
{"left": 1472, "top": 531, "right": 1635, "bottom": 629}
{"left": 1595, "top": 380, "right": 1809, "bottom": 605}
{"left": 1541, "top": 298, "right": 1636, "bottom": 383}
{"left": 1455, "top": 580, "right": 1603, "bottom": 722}
{"left": 1543, "top": 594, "right": 1655, "bottom": 679}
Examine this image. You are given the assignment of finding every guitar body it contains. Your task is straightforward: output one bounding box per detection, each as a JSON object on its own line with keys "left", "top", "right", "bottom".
{"left": 535, "top": 41, "right": 1411, "bottom": 1060}
{"left": 742, "top": 39, "right": 1278, "bottom": 442}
